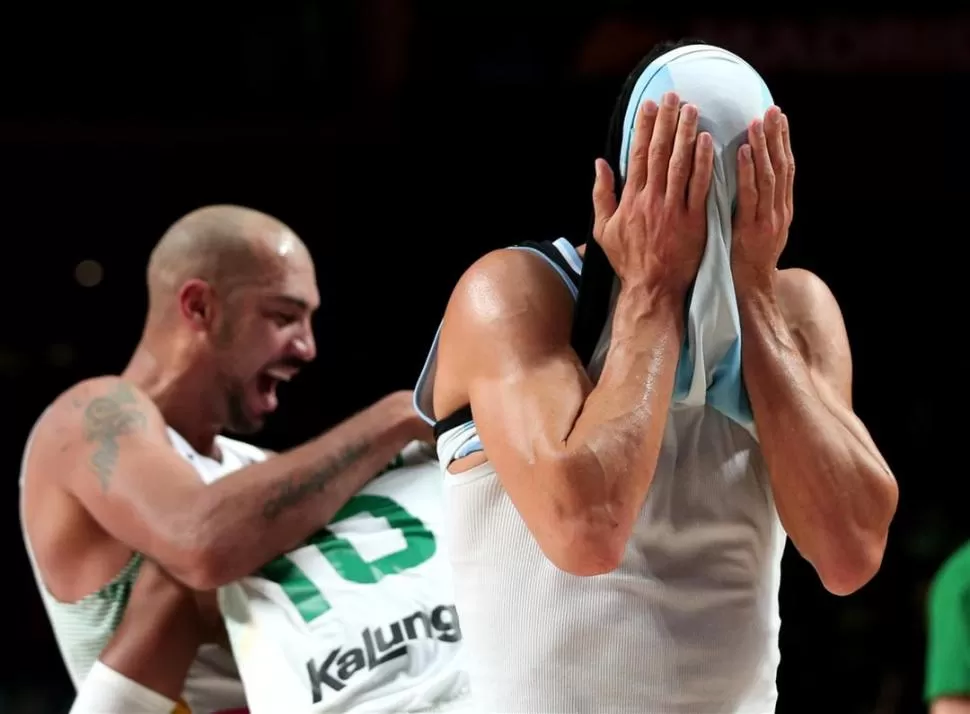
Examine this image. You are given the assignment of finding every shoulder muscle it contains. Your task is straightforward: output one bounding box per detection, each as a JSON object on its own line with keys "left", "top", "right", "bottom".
{"left": 29, "top": 377, "right": 208, "bottom": 572}
{"left": 54, "top": 377, "right": 170, "bottom": 487}
{"left": 440, "top": 248, "right": 577, "bottom": 376}
{"left": 433, "top": 247, "right": 580, "bottom": 418}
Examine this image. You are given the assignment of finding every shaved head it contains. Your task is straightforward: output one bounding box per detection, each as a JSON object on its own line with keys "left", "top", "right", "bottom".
{"left": 140, "top": 204, "right": 319, "bottom": 435}
{"left": 147, "top": 204, "right": 309, "bottom": 316}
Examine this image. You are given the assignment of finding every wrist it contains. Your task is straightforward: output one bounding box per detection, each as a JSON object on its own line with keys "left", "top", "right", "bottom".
{"left": 733, "top": 271, "right": 789, "bottom": 342}
{"left": 618, "top": 277, "right": 688, "bottom": 316}
{"left": 732, "top": 266, "right": 777, "bottom": 304}
{"left": 613, "top": 280, "right": 686, "bottom": 340}
{"left": 382, "top": 391, "right": 431, "bottom": 443}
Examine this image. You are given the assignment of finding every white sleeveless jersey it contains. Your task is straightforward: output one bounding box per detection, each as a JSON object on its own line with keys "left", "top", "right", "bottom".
{"left": 185, "top": 439, "right": 469, "bottom": 714}
{"left": 166, "top": 428, "right": 264, "bottom": 714}
{"left": 19, "top": 412, "right": 249, "bottom": 714}
{"left": 414, "top": 239, "right": 787, "bottom": 713}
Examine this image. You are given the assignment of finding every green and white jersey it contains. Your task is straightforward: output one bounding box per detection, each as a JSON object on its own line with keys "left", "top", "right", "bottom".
{"left": 202, "top": 442, "right": 469, "bottom": 714}
{"left": 20, "top": 420, "right": 251, "bottom": 714}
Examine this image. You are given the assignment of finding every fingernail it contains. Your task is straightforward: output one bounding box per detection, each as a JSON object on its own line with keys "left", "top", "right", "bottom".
{"left": 740, "top": 145, "right": 752, "bottom": 161}
{"left": 594, "top": 160, "right": 601, "bottom": 178}
{"left": 681, "top": 104, "right": 697, "bottom": 120}
{"left": 663, "top": 92, "right": 678, "bottom": 107}
{"left": 769, "top": 109, "right": 782, "bottom": 125}
{"left": 752, "top": 120, "right": 764, "bottom": 136}
{"left": 698, "top": 133, "right": 712, "bottom": 148}
{"left": 641, "top": 100, "right": 658, "bottom": 116}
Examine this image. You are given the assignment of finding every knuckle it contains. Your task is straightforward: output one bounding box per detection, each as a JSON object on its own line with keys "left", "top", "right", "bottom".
{"left": 668, "top": 155, "right": 689, "bottom": 177}
{"left": 633, "top": 192, "right": 652, "bottom": 214}
{"left": 662, "top": 199, "right": 682, "bottom": 221}
{"left": 647, "top": 143, "right": 667, "bottom": 164}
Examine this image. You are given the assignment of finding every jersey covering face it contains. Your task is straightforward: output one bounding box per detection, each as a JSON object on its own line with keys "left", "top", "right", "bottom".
{"left": 216, "top": 444, "right": 469, "bottom": 713}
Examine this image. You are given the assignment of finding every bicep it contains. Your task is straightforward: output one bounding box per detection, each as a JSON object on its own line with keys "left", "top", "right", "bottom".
{"left": 440, "top": 250, "right": 594, "bottom": 546}
{"left": 58, "top": 380, "right": 207, "bottom": 570}
{"left": 468, "top": 331, "right": 600, "bottom": 563}
{"left": 68, "top": 442, "right": 205, "bottom": 568}
{"left": 468, "top": 341, "right": 591, "bottom": 489}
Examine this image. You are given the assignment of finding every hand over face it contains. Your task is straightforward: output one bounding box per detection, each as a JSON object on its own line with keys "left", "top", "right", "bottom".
{"left": 731, "top": 106, "right": 795, "bottom": 288}
{"left": 592, "top": 91, "right": 714, "bottom": 297}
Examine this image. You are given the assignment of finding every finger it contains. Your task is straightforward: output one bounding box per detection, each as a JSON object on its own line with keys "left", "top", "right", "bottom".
{"left": 624, "top": 100, "right": 659, "bottom": 193}
{"left": 687, "top": 132, "right": 714, "bottom": 215}
{"left": 765, "top": 107, "right": 787, "bottom": 215}
{"left": 781, "top": 113, "right": 795, "bottom": 220}
{"left": 645, "top": 91, "right": 681, "bottom": 195}
{"left": 591, "top": 158, "right": 618, "bottom": 240}
{"left": 748, "top": 118, "right": 774, "bottom": 222}
{"left": 735, "top": 144, "right": 757, "bottom": 225}
{"left": 665, "top": 103, "right": 699, "bottom": 208}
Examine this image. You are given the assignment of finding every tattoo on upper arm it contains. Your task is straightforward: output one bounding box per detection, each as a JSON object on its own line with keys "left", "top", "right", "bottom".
{"left": 83, "top": 382, "right": 148, "bottom": 490}
{"left": 262, "top": 442, "right": 371, "bottom": 520}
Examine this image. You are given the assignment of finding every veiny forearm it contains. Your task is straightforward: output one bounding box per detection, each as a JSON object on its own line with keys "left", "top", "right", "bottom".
{"left": 739, "top": 291, "right": 897, "bottom": 593}
{"left": 564, "top": 285, "right": 684, "bottom": 528}
{"left": 190, "top": 394, "right": 419, "bottom": 587}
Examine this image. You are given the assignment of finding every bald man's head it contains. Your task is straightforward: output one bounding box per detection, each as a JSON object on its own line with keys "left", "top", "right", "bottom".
{"left": 144, "top": 205, "right": 320, "bottom": 434}
{"left": 147, "top": 204, "right": 310, "bottom": 312}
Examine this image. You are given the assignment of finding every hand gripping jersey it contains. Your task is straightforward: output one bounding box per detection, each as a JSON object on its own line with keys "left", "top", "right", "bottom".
{"left": 214, "top": 443, "right": 469, "bottom": 714}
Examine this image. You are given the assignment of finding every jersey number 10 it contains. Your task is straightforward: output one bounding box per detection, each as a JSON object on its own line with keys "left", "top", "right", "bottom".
{"left": 259, "top": 494, "right": 437, "bottom": 623}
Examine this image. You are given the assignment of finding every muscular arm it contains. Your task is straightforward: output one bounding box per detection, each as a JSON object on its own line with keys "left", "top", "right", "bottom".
{"left": 57, "top": 381, "right": 424, "bottom": 589}
{"left": 436, "top": 249, "right": 685, "bottom": 575}
{"left": 96, "top": 560, "right": 205, "bottom": 703}
{"left": 736, "top": 268, "right": 898, "bottom": 595}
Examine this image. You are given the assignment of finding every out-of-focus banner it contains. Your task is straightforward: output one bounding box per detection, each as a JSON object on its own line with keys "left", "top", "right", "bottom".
{"left": 578, "top": 16, "right": 970, "bottom": 75}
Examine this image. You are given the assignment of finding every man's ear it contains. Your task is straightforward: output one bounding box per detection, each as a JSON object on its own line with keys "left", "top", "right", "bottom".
{"left": 177, "top": 279, "right": 217, "bottom": 332}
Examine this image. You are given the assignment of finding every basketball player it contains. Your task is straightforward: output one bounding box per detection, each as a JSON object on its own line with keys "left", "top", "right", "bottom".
{"left": 70, "top": 442, "right": 470, "bottom": 714}
{"left": 21, "top": 205, "right": 432, "bottom": 713}
{"left": 925, "top": 540, "right": 970, "bottom": 713}
{"left": 413, "top": 40, "right": 898, "bottom": 712}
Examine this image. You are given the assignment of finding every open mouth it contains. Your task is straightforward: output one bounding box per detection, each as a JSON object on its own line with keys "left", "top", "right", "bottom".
{"left": 253, "top": 372, "right": 280, "bottom": 414}
{"left": 257, "top": 372, "right": 279, "bottom": 395}
{"left": 251, "top": 365, "right": 300, "bottom": 415}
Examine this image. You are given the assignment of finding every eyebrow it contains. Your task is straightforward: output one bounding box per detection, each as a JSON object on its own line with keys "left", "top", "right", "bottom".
{"left": 270, "top": 295, "right": 313, "bottom": 312}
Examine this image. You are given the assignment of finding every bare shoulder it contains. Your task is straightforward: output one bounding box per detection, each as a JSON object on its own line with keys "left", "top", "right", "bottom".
{"left": 434, "top": 247, "right": 578, "bottom": 418}
{"left": 441, "top": 247, "right": 576, "bottom": 341}
{"left": 44, "top": 376, "right": 168, "bottom": 441}
{"left": 31, "top": 377, "right": 169, "bottom": 487}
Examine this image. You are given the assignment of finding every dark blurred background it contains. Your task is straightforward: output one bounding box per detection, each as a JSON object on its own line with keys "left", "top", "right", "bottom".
{"left": 1, "top": 5, "right": 965, "bottom": 713}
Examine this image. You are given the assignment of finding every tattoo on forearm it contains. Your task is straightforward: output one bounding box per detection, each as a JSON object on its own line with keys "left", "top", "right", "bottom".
{"left": 83, "top": 382, "right": 147, "bottom": 490}
{"left": 262, "top": 442, "right": 371, "bottom": 520}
